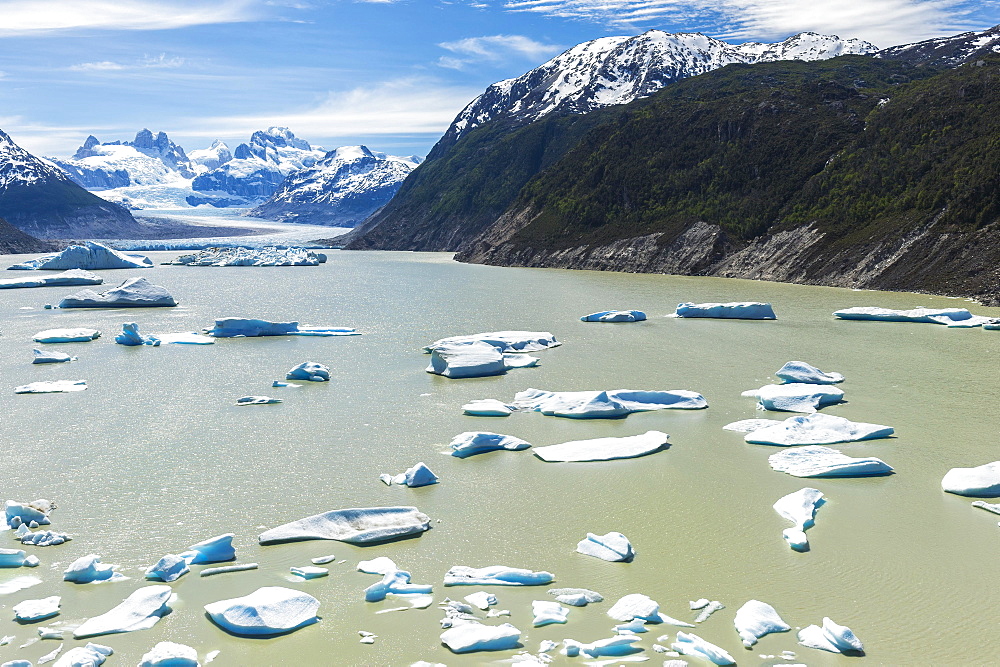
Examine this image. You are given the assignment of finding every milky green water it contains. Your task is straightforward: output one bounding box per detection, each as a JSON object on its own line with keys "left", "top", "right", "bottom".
{"left": 0, "top": 250, "right": 998, "bottom": 666}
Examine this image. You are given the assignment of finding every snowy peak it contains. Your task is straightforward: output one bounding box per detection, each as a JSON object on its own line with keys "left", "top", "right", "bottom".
{"left": 877, "top": 24, "right": 1000, "bottom": 67}
{"left": 188, "top": 140, "right": 233, "bottom": 171}
{"left": 0, "top": 129, "right": 69, "bottom": 188}
{"left": 736, "top": 32, "right": 877, "bottom": 62}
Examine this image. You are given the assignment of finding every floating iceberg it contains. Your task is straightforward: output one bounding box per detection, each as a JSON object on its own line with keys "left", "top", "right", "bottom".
{"left": 205, "top": 317, "right": 358, "bottom": 337}
{"left": 769, "top": 446, "right": 893, "bottom": 478}
{"left": 259, "top": 506, "right": 431, "bottom": 545}
{"left": 744, "top": 413, "right": 894, "bottom": 446}
{"left": 561, "top": 635, "right": 641, "bottom": 658}
{"left": 722, "top": 418, "right": 782, "bottom": 433}
{"left": 115, "top": 322, "right": 159, "bottom": 346}
{"left": 0, "top": 548, "right": 37, "bottom": 568}
{"left": 64, "top": 555, "right": 126, "bottom": 584}
{"left": 33, "top": 348, "right": 77, "bottom": 364}
{"left": 6, "top": 499, "right": 54, "bottom": 527}
{"left": 514, "top": 388, "right": 707, "bottom": 418}
{"left": 985, "top": 318, "right": 1000, "bottom": 330}
{"left": 443, "top": 565, "right": 553, "bottom": 587}
{"left": 834, "top": 306, "right": 991, "bottom": 327}
{"left": 694, "top": 600, "right": 724, "bottom": 623}
{"left": 671, "top": 302, "right": 775, "bottom": 320}
{"left": 364, "top": 569, "right": 433, "bottom": 602}
{"left": 205, "top": 587, "right": 319, "bottom": 636}
{"left": 607, "top": 594, "right": 665, "bottom": 622}
{"left": 33, "top": 328, "right": 101, "bottom": 343}
{"left": 200, "top": 563, "right": 258, "bottom": 577}
{"left": 942, "top": 461, "right": 1000, "bottom": 497}
{"left": 13, "top": 596, "right": 61, "bottom": 621}
{"left": 548, "top": 588, "right": 603, "bottom": 606}
{"left": 462, "top": 399, "right": 514, "bottom": 416}
{"left": 74, "top": 585, "right": 172, "bottom": 638}
{"left": 185, "top": 533, "right": 236, "bottom": 564}
{"left": 145, "top": 553, "right": 191, "bottom": 583}
{"left": 449, "top": 432, "right": 531, "bottom": 458}
{"left": 464, "top": 592, "right": 497, "bottom": 610}
{"left": 743, "top": 383, "right": 844, "bottom": 413}
{"left": 580, "top": 310, "right": 647, "bottom": 322}
{"left": 8, "top": 241, "right": 152, "bottom": 270}
{"left": 290, "top": 566, "right": 329, "bottom": 579}
{"left": 14, "top": 380, "right": 86, "bottom": 394}
{"left": 59, "top": 277, "right": 176, "bottom": 308}
{"left": 358, "top": 556, "right": 398, "bottom": 575}
{"left": 379, "top": 462, "right": 439, "bottom": 487}
{"left": 54, "top": 643, "right": 113, "bottom": 667}
{"left": 138, "top": 641, "right": 199, "bottom": 667}
{"left": 775, "top": 361, "right": 844, "bottom": 384}
{"left": 531, "top": 600, "right": 568, "bottom": 626}
{"left": 575, "top": 532, "right": 635, "bottom": 562}
{"left": 236, "top": 396, "right": 282, "bottom": 406}
{"left": 169, "top": 246, "right": 323, "bottom": 266}
{"left": 734, "top": 599, "right": 791, "bottom": 647}
{"left": 797, "top": 617, "right": 864, "bottom": 654}
{"left": 424, "top": 331, "right": 560, "bottom": 354}
{"left": 534, "top": 431, "right": 669, "bottom": 462}
{"left": 426, "top": 341, "right": 538, "bottom": 378}
{"left": 0, "top": 268, "right": 103, "bottom": 289}
{"left": 774, "top": 488, "right": 825, "bottom": 552}
{"left": 972, "top": 500, "right": 1000, "bottom": 515}
{"left": 286, "top": 361, "right": 330, "bottom": 382}
{"left": 439, "top": 621, "right": 521, "bottom": 653}
{"left": 671, "top": 631, "right": 736, "bottom": 665}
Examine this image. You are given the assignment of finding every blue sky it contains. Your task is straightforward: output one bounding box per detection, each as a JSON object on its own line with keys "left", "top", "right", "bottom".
{"left": 1, "top": 0, "right": 997, "bottom": 159}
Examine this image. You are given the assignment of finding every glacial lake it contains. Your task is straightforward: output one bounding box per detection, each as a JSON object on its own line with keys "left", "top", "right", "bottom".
{"left": 0, "top": 249, "right": 998, "bottom": 666}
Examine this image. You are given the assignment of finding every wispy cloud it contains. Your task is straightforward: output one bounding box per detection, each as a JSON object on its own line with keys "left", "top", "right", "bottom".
{"left": 69, "top": 54, "right": 187, "bottom": 72}
{"left": 438, "top": 34, "right": 563, "bottom": 69}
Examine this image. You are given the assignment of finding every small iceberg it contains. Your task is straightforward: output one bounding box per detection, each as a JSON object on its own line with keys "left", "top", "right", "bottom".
{"left": 694, "top": 600, "right": 724, "bottom": 623}
{"left": 364, "top": 569, "right": 433, "bottom": 602}
{"left": 671, "top": 631, "right": 736, "bottom": 664}
{"left": 548, "top": 588, "right": 603, "bottom": 606}
{"left": 33, "top": 328, "right": 100, "bottom": 343}
{"left": 286, "top": 361, "right": 330, "bottom": 382}
{"left": 743, "top": 383, "right": 844, "bottom": 413}
{"left": 440, "top": 621, "right": 521, "bottom": 653}
{"left": 205, "top": 317, "right": 358, "bottom": 337}
{"left": 774, "top": 488, "right": 825, "bottom": 552}
{"left": 205, "top": 587, "right": 319, "bottom": 636}
{"left": 942, "top": 461, "right": 1000, "bottom": 497}
{"left": 531, "top": 600, "right": 568, "bottom": 626}
{"left": 138, "top": 641, "right": 200, "bottom": 667}
{"left": 33, "top": 348, "right": 77, "bottom": 364}
{"left": 425, "top": 341, "right": 510, "bottom": 378}
{"left": 259, "top": 506, "right": 431, "bottom": 545}
{"left": 743, "top": 413, "right": 894, "bottom": 446}
{"left": 797, "top": 617, "right": 864, "bottom": 654}
{"left": 581, "top": 310, "right": 647, "bottom": 322}
{"left": 462, "top": 399, "right": 514, "bottom": 416}
{"left": 464, "top": 591, "right": 497, "bottom": 609}
{"left": 671, "top": 302, "right": 775, "bottom": 320}
{"left": 734, "top": 599, "right": 791, "bottom": 647}
{"left": 169, "top": 246, "right": 323, "bottom": 266}
{"left": 14, "top": 380, "right": 86, "bottom": 394}
{"left": 379, "top": 462, "right": 439, "bottom": 487}
{"left": 58, "top": 277, "right": 177, "bottom": 308}
{"left": 424, "top": 331, "right": 560, "bottom": 354}
{"left": 53, "top": 643, "right": 113, "bottom": 666}
{"left": 145, "top": 554, "right": 191, "bottom": 583}
{"left": 769, "top": 446, "right": 893, "bottom": 478}
{"left": 449, "top": 432, "right": 531, "bottom": 458}
{"left": 834, "top": 305, "right": 990, "bottom": 327}
{"left": 984, "top": 318, "right": 1000, "bottom": 330}
{"left": 443, "top": 565, "right": 554, "bottom": 587}
{"left": 6, "top": 499, "right": 55, "bottom": 527}
{"left": 115, "top": 322, "right": 159, "bottom": 346}
{"left": 18, "top": 529, "right": 70, "bottom": 547}
{"left": 186, "top": 533, "right": 237, "bottom": 563}
{"left": 722, "top": 418, "right": 782, "bottom": 432}
{"left": 290, "top": 566, "right": 329, "bottom": 579}
{"left": 513, "top": 387, "right": 707, "bottom": 418}
{"left": 561, "top": 635, "right": 642, "bottom": 658}
{"left": 64, "top": 555, "right": 126, "bottom": 584}
{"left": 236, "top": 396, "right": 282, "bottom": 406}
{"left": 8, "top": 241, "right": 152, "bottom": 270}
{"left": 13, "top": 596, "right": 61, "bottom": 621}
{"left": 534, "top": 431, "right": 669, "bottom": 462}
{"left": 0, "top": 548, "right": 39, "bottom": 568}
{"left": 775, "top": 361, "right": 844, "bottom": 384}
{"left": 74, "top": 585, "right": 172, "bottom": 638}
{"left": 607, "top": 594, "right": 672, "bottom": 622}
{"left": 0, "top": 268, "right": 103, "bottom": 289}
{"left": 200, "top": 563, "right": 258, "bottom": 577}
{"left": 576, "top": 531, "right": 635, "bottom": 562}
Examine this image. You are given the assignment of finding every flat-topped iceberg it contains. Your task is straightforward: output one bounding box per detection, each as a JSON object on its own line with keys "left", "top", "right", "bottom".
{"left": 424, "top": 331, "right": 560, "bottom": 353}
{"left": 15, "top": 380, "right": 86, "bottom": 394}
{"left": 734, "top": 600, "right": 791, "bottom": 647}
{"left": 13, "top": 595, "right": 61, "bottom": 621}
{"left": 444, "top": 565, "right": 554, "bottom": 586}
{"left": 33, "top": 328, "right": 100, "bottom": 343}
{"left": 985, "top": 318, "right": 1000, "bottom": 330}
{"left": 671, "top": 631, "right": 736, "bottom": 665}
{"left": 6, "top": 499, "right": 55, "bottom": 527}
{"left": 580, "top": 310, "right": 646, "bottom": 322}
{"left": 185, "top": 533, "right": 236, "bottom": 563}
{"left": 286, "top": 361, "right": 330, "bottom": 382}
{"left": 0, "top": 268, "right": 103, "bottom": 289}
{"left": 769, "top": 446, "right": 893, "bottom": 478}
{"left": 236, "top": 396, "right": 282, "bottom": 406}
{"left": 548, "top": 588, "right": 603, "bottom": 606}
{"left": 54, "top": 643, "right": 113, "bottom": 667}
{"left": 426, "top": 341, "right": 538, "bottom": 378}
{"left": 462, "top": 399, "right": 514, "bottom": 416}
{"left": 145, "top": 553, "right": 191, "bottom": 582}
{"left": 723, "top": 418, "right": 782, "bottom": 432}
{"left": 64, "top": 554, "right": 126, "bottom": 584}
{"left": 562, "top": 635, "right": 641, "bottom": 658}
{"left": 465, "top": 591, "right": 497, "bottom": 609}
{"left": 259, "top": 506, "right": 431, "bottom": 545}
{"left": 8, "top": 241, "right": 152, "bottom": 270}
{"left": 531, "top": 600, "right": 568, "bottom": 626}
{"left": 205, "top": 586, "right": 319, "bottom": 636}
{"left": 942, "top": 461, "right": 1000, "bottom": 497}
{"left": 534, "top": 430, "right": 669, "bottom": 462}
{"left": 59, "top": 277, "right": 176, "bottom": 308}
{"left": 364, "top": 569, "right": 433, "bottom": 602}
{"left": 449, "top": 432, "right": 531, "bottom": 458}
{"left": 835, "top": 305, "right": 991, "bottom": 327}
{"left": 576, "top": 531, "right": 635, "bottom": 562}
{"left": 115, "top": 323, "right": 215, "bottom": 346}
{"left": 138, "top": 641, "right": 199, "bottom": 667}
{"left": 672, "top": 302, "right": 775, "bottom": 320}
{"left": 797, "top": 617, "right": 864, "bottom": 654}
{"left": 291, "top": 565, "right": 328, "bottom": 579}
{"left": 744, "top": 413, "right": 894, "bottom": 446}
{"left": 379, "top": 462, "right": 439, "bottom": 487}
{"left": 33, "top": 348, "right": 77, "bottom": 364}
{"left": 169, "top": 246, "right": 323, "bottom": 267}
{"left": 743, "top": 383, "right": 844, "bottom": 413}
{"left": 0, "top": 548, "right": 38, "bottom": 568}
{"left": 774, "top": 488, "right": 825, "bottom": 552}
{"left": 205, "top": 317, "right": 358, "bottom": 337}
{"left": 775, "top": 361, "right": 844, "bottom": 384}
{"left": 513, "top": 388, "right": 707, "bottom": 418}
{"left": 440, "top": 621, "right": 521, "bottom": 653}
{"left": 74, "top": 585, "right": 172, "bottom": 638}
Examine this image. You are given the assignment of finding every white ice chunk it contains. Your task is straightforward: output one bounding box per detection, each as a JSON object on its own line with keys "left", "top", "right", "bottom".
{"left": 0, "top": 548, "right": 32, "bottom": 568}
{"left": 114, "top": 322, "right": 159, "bottom": 346}
{"left": 381, "top": 462, "right": 439, "bottom": 487}
{"left": 58, "top": 277, "right": 176, "bottom": 308}
{"left": 769, "top": 446, "right": 893, "bottom": 478}
{"left": 797, "top": 617, "right": 864, "bottom": 654}
{"left": 185, "top": 533, "right": 236, "bottom": 564}
{"left": 285, "top": 361, "right": 330, "bottom": 382}
{"left": 561, "top": 635, "right": 641, "bottom": 658}
{"left": 424, "top": 331, "right": 560, "bottom": 354}
{"left": 2, "top": 660, "right": 32, "bottom": 667}
{"left": 14, "top": 380, "right": 87, "bottom": 394}
{"left": 535, "top": 431, "right": 669, "bottom": 462}
{"left": 38, "top": 643, "right": 63, "bottom": 664}
{"left": 0, "top": 576, "right": 41, "bottom": 594}
{"left": 672, "top": 302, "right": 775, "bottom": 319}
{"left": 548, "top": 587, "right": 603, "bottom": 606}
{"left": 539, "top": 639, "right": 558, "bottom": 653}
{"left": 63, "top": 555, "right": 125, "bottom": 584}
{"left": 694, "top": 600, "right": 724, "bottom": 623}
{"left": 576, "top": 532, "right": 635, "bottom": 562}
{"left": 449, "top": 432, "right": 531, "bottom": 458}
{"left": 514, "top": 388, "right": 707, "bottom": 418}
{"left": 443, "top": 565, "right": 553, "bottom": 586}
{"left": 32, "top": 328, "right": 101, "bottom": 343}
{"left": 0, "top": 268, "right": 103, "bottom": 289}
{"left": 972, "top": 501, "right": 1000, "bottom": 515}
{"left": 734, "top": 600, "right": 791, "bottom": 647}
{"left": 942, "top": 461, "right": 1000, "bottom": 497}
{"left": 9, "top": 242, "right": 151, "bottom": 270}
{"left": 671, "top": 630, "right": 736, "bottom": 664}
{"left": 615, "top": 617, "right": 648, "bottom": 633}
{"left": 206, "top": 318, "right": 357, "bottom": 337}
{"left": 690, "top": 598, "right": 710, "bottom": 610}
{"left": 774, "top": 488, "right": 825, "bottom": 552}
{"left": 73, "top": 585, "right": 172, "bottom": 638}
{"left": 312, "top": 554, "right": 337, "bottom": 564}
{"left": 236, "top": 396, "right": 282, "bottom": 405}
{"left": 199, "top": 564, "right": 258, "bottom": 577}
{"left": 290, "top": 566, "right": 329, "bottom": 579}
{"left": 531, "top": 600, "right": 568, "bottom": 626}
{"left": 607, "top": 594, "right": 661, "bottom": 622}
{"left": 53, "top": 643, "right": 113, "bottom": 667}
{"left": 144, "top": 553, "right": 190, "bottom": 582}
{"left": 205, "top": 586, "right": 319, "bottom": 636}
{"left": 426, "top": 341, "right": 507, "bottom": 378}
{"left": 745, "top": 413, "right": 893, "bottom": 446}
{"left": 834, "top": 306, "right": 979, "bottom": 325}
{"left": 155, "top": 332, "right": 214, "bottom": 344}
{"left": 581, "top": 310, "right": 647, "bottom": 322}
{"left": 722, "top": 418, "right": 782, "bottom": 432}
{"left": 439, "top": 621, "right": 521, "bottom": 653}
{"left": 364, "top": 570, "right": 432, "bottom": 601}
{"left": 744, "top": 384, "right": 844, "bottom": 413}
{"left": 258, "top": 506, "right": 431, "bottom": 545}
{"left": 6, "top": 499, "right": 54, "bottom": 527}
{"left": 775, "top": 361, "right": 844, "bottom": 384}
{"left": 358, "top": 557, "right": 398, "bottom": 575}
{"left": 169, "top": 246, "right": 322, "bottom": 267}
{"left": 13, "top": 596, "right": 61, "bottom": 621}
{"left": 462, "top": 399, "right": 514, "bottom": 416}
{"left": 464, "top": 591, "right": 497, "bottom": 609}
{"left": 32, "top": 348, "right": 76, "bottom": 364}
{"left": 272, "top": 380, "right": 301, "bottom": 387}
{"left": 138, "top": 641, "right": 199, "bottom": 667}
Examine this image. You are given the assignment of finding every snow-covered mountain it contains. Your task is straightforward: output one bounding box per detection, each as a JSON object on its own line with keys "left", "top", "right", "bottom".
{"left": 188, "top": 140, "right": 233, "bottom": 171}
{"left": 248, "top": 146, "right": 421, "bottom": 226}
{"left": 52, "top": 129, "right": 194, "bottom": 189}
{"left": 876, "top": 24, "right": 1000, "bottom": 66}
{"left": 443, "top": 30, "right": 877, "bottom": 146}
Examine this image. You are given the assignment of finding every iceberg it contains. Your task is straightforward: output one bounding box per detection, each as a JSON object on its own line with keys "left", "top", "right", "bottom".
{"left": 364, "top": 569, "right": 433, "bottom": 602}
{"left": 379, "top": 462, "right": 439, "bottom": 487}
{"left": 74, "top": 585, "right": 172, "bottom": 638}
{"left": 205, "top": 586, "right": 320, "bottom": 636}
{"left": 155, "top": 332, "right": 214, "bottom": 344}
{"left": 358, "top": 556, "right": 398, "bottom": 575}
{"left": 0, "top": 269, "right": 103, "bottom": 289}
{"left": 722, "top": 418, "right": 782, "bottom": 432}
{"left": 514, "top": 388, "right": 707, "bottom": 418}
{"left": 200, "top": 563, "right": 258, "bottom": 577}
{"left": 449, "top": 432, "right": 531, "bottom": 458}
{"left": 14, "top": 380, "right": 86, "bottom": 394}
{"left": 694, "top": 600, "right": 724, "bottom": 623}
{"left": 286, "top": 361, "right": 330, "bottom": 382}
{"left": 64, "top": 555, "right": 126, "bottom": 584}
{"left": 8, "top": 241, "right": 152, "bottom": 270}
{"left": 774, "top": 488, "right": 825, "bottom": 552}
{"left": 575, "top": 532, "right": 635, "bottom": 562}
{"left": 115, "top": 322, "right": 159, "bottom": 346}
{"left": 534, "top": 431, "right": 669, "bottom": 462}
{"left": 548, "top": 588, "right": 603, "bottom": 607}
{"left": 13, "top": 595, "right": 61, "bottom": 621}
{"left": 138, "top": 641, "right": 199, "bottom": 667}
{"left": 743, "top": 383, "right": 844, "bottom": 413}
{"left": 607, "top": 594, "right": 664, "bottom": 622}
{"left": 744, "top": 413, "right": 894, "bottom": 446}
{"left": 797, "top": 617, "right": 864, "bottom": 654}
{"left": 18, "top": 529, "right": 70, "bottom": 547}
{"left": 439, "top": 621, "right": 521, "bottom": 653}
{"left": 424, "top": 331, "right": 560, "bottom": 354}
{"left": 6, "top": 499, "right": 54, "bottom": 527}
{"left": 769, "top": 446, "right": 893, "bottom": 478}
{"left": 58, "top": 277, "right": 177, "bottom": 308}
{"left": 671, "top": 631, "right": 736, "bottom": 665}
{"left": 185, "top": 533, "right": 236, "bottom": 564}
{"left": 425, "top": 341, "right": 539, "bottom": 378}
{"left": 942, "top": 461, "right": 1000, "bottom": 497}
{"left": 290, "top": 566, "right": 329, "bottom": 579}
{"left": 169, "top": 246, "right": 323, "bottom": 267}
{"left": 145, "top": 553, "right": 191, "bottom": 583}
{"left": 0, "top": 548, "right": 36, "bottom": 568}
{"left": 32, "top": 328, "right": 101, "bottom": 343}
{"left": 236, "top": 396, "right": 282, "bottom": 405}
{"left": 580, "top": 310, "right": 647, "bottom": 322}
{"left": 834, "top": 305, "right": 991, "bottom": 327}
{"left": 443, "top": 565, "right": 554, "bottom": 587}
{"left": 985, "top": 318, "right": 1000, "bottom": 330}
{"left": 259, "top": 506, "right": 431, "bottom": 545}
{"left": 531, "top": 600, "right": 568, "bottom": 626}
{"left": 32, "top": 348, "right": 77, "bottom": 364}
{"left": 734, "top": 600, "right": 791, "bottom": 647}
{"left": 464, "top": 591, "right": 497, "bottom": 609}
{"left": 53, "top": 643, "right": 113, "bottom": 667}
{"left": 972, "top": 500, "right": 1000, "bottom": 515}
{"left": 462, "top": 399, "right": 514, "bottom": 416}
{"left": 561, "top": 635, "right": 642, "bottom": 658}
{"left": 205, "top": 317, "right": 359, "bottom": 337}
{"left": 672, "top": 302, "right": 776, "bottom": 320}
{"left": 775, "top": 361, "right": 844, "bottom": 384}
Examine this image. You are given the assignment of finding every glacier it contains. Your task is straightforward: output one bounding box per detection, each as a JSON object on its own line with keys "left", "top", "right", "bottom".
{"left": 168, "top": 246, "right": 324, "bottom": 266}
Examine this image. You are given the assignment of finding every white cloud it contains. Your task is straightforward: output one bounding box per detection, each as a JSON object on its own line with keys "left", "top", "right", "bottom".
{"left": 0, "top": 117, "right": 109, "bottom": 156}
{"left": 69, "top": 54, "right": 187, "bottom": 72}
{"left": 438, "top": 34, "right": 563, "bottom": 69}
